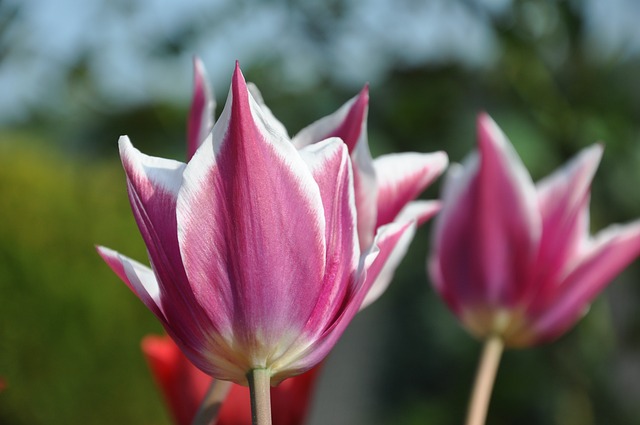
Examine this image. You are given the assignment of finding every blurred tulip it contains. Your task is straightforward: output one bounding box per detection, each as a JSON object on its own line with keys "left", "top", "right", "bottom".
{"left": 429, "top": 113, "right": 640, "bottom": 347}
{"left": 97, "top": 62, "right": 415, "bottom": 385}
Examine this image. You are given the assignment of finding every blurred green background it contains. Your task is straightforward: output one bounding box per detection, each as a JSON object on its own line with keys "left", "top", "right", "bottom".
{"left": 1, "top": 0, "right": 640, "bottom": 424}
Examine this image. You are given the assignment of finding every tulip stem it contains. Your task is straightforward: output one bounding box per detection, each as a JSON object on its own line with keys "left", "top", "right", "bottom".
{"left": 248, "top": 368, "right": 272, "bottom": 425}
{"left": 192, "top": 379, "right": 232, "bottom": 425}
{"left": 465, "top": 335, "right": 504, "bottom": 425}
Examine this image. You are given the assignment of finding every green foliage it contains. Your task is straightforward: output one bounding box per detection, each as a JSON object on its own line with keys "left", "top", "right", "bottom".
{"left": 0, "top": 136, "right": 170, "bottom": 425}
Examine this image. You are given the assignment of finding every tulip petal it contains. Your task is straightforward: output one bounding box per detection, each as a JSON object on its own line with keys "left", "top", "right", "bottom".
{"left": 360, "top": 200, "right": 440, "bottom": 310}
{"left": 97, "top": 246, "right": 165, "bottom": 321}
{"left": 530, "top": 220, "right": 640, "bottom": 343}
{"left": 98, "top": 245, "right": 223, "bottom": 374}
{"left": 429, "top": 162, "right": 473, "bottom": 313}
{"left": 273, "top": 221, "right": 415, "bottom": 380}
{"left": 120, "top": 136, "right": 217, "bottom": 338}
{"left": 177, "top": 63, "right": 327, "bottom": 363}
{"left": 297, "top": 138, "right": 359, "bottom": 335}
{"left": 394, "top": 200, "right": 441, "bottom": 226}
{"left": 292, "top": 86, "right": 369, "bottom": 153}
{"left": 535, "top": 144, "right": 603, "bottom": 282}
{"left": 187, "top": 57, "right": 215, "bottom": 161}
{"left": 119, "top": 136, "right": 186, "bottom": 282}
{"left": 292, "top": 87, "right": 378, "bottom": 249}
{"left": 360, "top": 219, "right": 417, "bottom": 310}
{"left": 431, "top": 114, "right": 540, "bottom": 311}
{"left": 374, "top": 151, "right": 448, "bottom": 228}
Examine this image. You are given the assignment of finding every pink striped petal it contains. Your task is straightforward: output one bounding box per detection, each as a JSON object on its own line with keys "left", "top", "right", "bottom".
{"left": 530, "top": 220, "right": 640, "bottom": 344}
{"left": 534, "top": 144, "right": 603, "bottom": 283}
{"left": 97, "top": 248, "right": 232, "bottom": 380}
{"left": 272, "top": 220, "right": 416, "bottom": 381}
{"left": 97, "top": 246, "right": 165, "bottom": 322}
{"left": 119, "top": 137, "right": 191, "bottom": 301}
{"left": 360, "top": 219, "right": 417, "bottom": 310}
{"left": 187, "top": 57, "right": 215, "bottom": 161}
{"left": 360, "top": 200, "right": 440, "bottom": 310}
{"left": 374, "top": 151, "right": 448, "bottom": 228}
{"left": 432, "top": 114, "right": 540, "bottom": 311}
{"left": 120, "top": 137, "right": 225, "bottom": 361}
{"left": 176, "top": 64, "right": 328, "bottom": 361}
{"left": 292, "top": 87, "right": 378, "bottom": 249}
{"left": 119, "top": 136, "right": 189, "bottom": 292}
{"left": 393, "top": 200, "right": 441, "bottom": 227}
{"left": 297, "top": 138, "right": 359, "bottom": 335}
{"left": 429, "top": 163, "right": 472, "bottom": 313}
{"left": 292, "top": 86, "right": 369, "bottom": 152}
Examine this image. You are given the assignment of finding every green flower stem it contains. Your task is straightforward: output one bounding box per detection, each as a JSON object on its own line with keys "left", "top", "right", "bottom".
{"left": 248, "top": 368, "right": 272, "bottom": 425}
{"left": 192, "top": 379, "right": 232, "bottom": 425}
{"left": 465, "top": 335, "right": 504, "bottom": 425}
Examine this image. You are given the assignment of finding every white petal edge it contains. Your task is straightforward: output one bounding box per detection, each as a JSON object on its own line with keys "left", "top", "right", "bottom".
{"left": 118, "top": 135, "right": 186, "bottom": 196}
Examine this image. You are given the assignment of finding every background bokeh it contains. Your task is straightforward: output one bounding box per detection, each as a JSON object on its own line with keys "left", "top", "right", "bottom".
{"left": 2, "top": 0, "right": 640, "bottom": 423}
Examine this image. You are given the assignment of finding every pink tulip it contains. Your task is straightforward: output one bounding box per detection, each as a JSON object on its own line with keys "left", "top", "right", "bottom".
{"left": 97, "top": 62, "right": 415, "bottom": 386}
{"left": 140, "top": 58, "right": 444, "bottom": 424}
{"left": 429, "top": 113, "right": 640, "bottom": 347}
{"left": 142, "top": 335, "right": 319, "bottom": 425}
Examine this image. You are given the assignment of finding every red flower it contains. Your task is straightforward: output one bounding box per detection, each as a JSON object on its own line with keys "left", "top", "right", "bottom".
{"left": 142, "top": 335, "right": 320, "bottom": 425}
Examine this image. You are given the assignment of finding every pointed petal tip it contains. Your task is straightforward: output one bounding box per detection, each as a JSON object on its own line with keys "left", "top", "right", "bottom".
{"left": 192, "top": 56, "right": 210, "bottom": 86}
{"left": 574, "top": 143, "right": 604, "bottom": 177}
{"left": 95, "top": 244, "right": 114, "bottom": 258}
{"left": 477, "top": 111, "right": 495, "bottom": 129}
{"left": 95, "top": 245, "right": 128, "bottom": 283}
{"left": 355, "top": 86, "right": 369, "bottom": 108}
{"left": 117, "top": 135, "right": 136, "bottom": 160}
{"left": 232, "top": 61, "right": 246, "bottom": 89}
{"left": 359, "top": 84, "right": 370, "bottom": 101}
{"left": 117, "top": 136, "right": 144, "bottom": 173}
{"left": 117, "top": 135, "right": 131, "bottom": 148}
{"left": 193, "top": 55, "right": 204, "bottom": 72}
{"left": 584, "top": 142, "right": 604, "bottom": 162}
{"left": 432, "top": 150, "right": 450, "bottom": 169}
{"left": 477, "top": 112, "right": 504, "bottom": 148}
{"left": 231, "top": 61, "right": 249, "bottom": 103}
{"left": 96, "top": 246, "right": 128, "bottom": 278}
